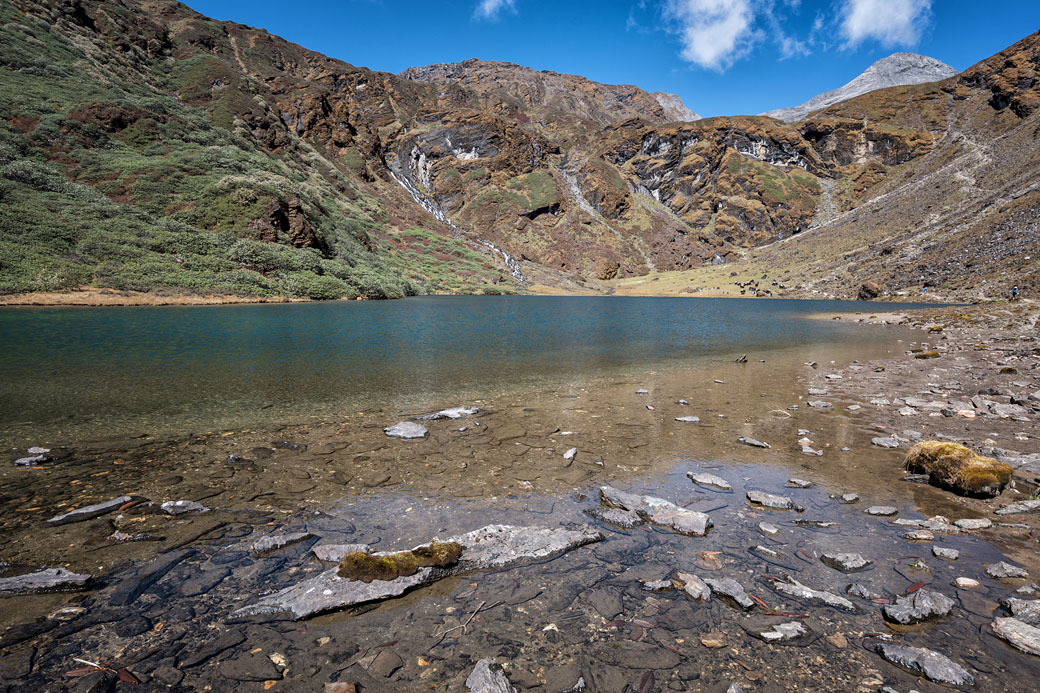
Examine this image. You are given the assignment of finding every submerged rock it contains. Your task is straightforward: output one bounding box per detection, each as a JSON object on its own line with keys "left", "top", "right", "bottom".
{"left": 384, "top": 421, "right": 428, "bottom": 439}
{"left": 768, "top": 576, "right": 856, "bottom": 611}
{"left": 0, "top": 568, "right": 90, "bottom": 596}
{"left": 987, "top": 561, "right": 1029, "bottom": 579}
{"left": 872, "top": 642, "right": 974, "bottom": 686}
{"left": 755, "top": 621, "right": 810, "bottom": 643}
{"left": 230, "top": 524, "right": 602, "bottom": 620}
{"left": 46, "top": 495, "right": 140, "bottom": 526}
{"left": 703, "top": 577, "right": 755, "bottom": 610}
{"left": 415, "top": 406, "right": 481, "bottom": 421}
{"left": 882, "top": 588, "right": 955, "bottom": 624}
{"left": 904, "top": 441, "right": 1013, "bottom": 498}
{"left": 746, "top": 490, "right": 793, "bottom": 510}
{"left": 466, "top": 658, "right": 517, "bottom": 692}
{"left": 821, "top": 553, "right": 872, "bottom": 573}
{"left": 687, "top": 472, "right": 732, "bottom": 491}
{"left": 252, "top": 532, "right": 316, "bottom": 556}
{"left": 991, "top": 618, "right": 1040, "bottom": 657}
{"left": 161, "top": 500, "right": 210, "bottom": 515}
{"left": 599, "top": 486, "right": 712, "bottom": 536}
{"left": 738, "top": 436, "right": 770, "bottom": 449}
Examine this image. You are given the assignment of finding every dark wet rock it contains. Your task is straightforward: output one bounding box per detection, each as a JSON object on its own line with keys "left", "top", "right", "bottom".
{"left": 383, "top": 421, "right": 428, "bottom": 439}
{"left": 46, "top": 495, "right": 141, "bottom": 525}
{"left": 69, "top": 670, "right": 116, "bottom": 693}
{"left": 219, "top": 651, "right": 284, "bottom": 681}
{"left": 676, "top": 572, "right": 710, "bottom": 601}
{"left": 866, "top": 505, "right": 898, "bottom": 516}
{"left": 872, "top": 641, "right": 974, "bottom": 686}
{"left": 586, "top": 588, "right": 623, "bottom": 619}
{"left": 954, "top": 518, "right": 992, "bottom": 530}
{"left": 109, "top": 549, "right": 194, "bottom": 606}
{"left": 312, "top": 544, "right": 369, "bottom": 562}
{"left": 821, "top": 553, "right": 871, "bottom": 572}
{"left": 231, "top": 524, "right": 602, "bottom": 620}
{"left": 415, "top": 406, "right": 481, "bottom": 420}
{"left": 703, "top": 577, "right": 754, "bottom": 610}
{"left": 987, "top": 561, "right": 1028, "bottom": 579}
{"left": 180, "top": 567, "right": 231, "bottom": 597}
{"left": 754, "top": 620, "right": 811, "bottom": 643}
{"left": 252, "top": 532, "right": 316, "bottom": 556}
{"left": 932, "top": 546, "right": 960, "bottom": 560}
{"left": 675, "top": 416, "right": 701, "bottom": 423}
{"left": 599, "top": 486, "right": 712, "bottom": 536}
{"left": 787, "top": 478, "right": 813, "bottom": 488}
{"left": 687, "top": 472, "right": 732, "bottom": 491}
{"left": 366, "top": 649, "right": 404, "bottom": 678}
{"left": 738, "top": 436, "right": 770, "bottom": 449}
{"left": 839, "top": 494, "right": 859, "bottom": 503}
{"left": 846, "top": 583, "right": 885, "bottom": 601}
{"left": 1002, "top": 598, "right": 1040, "bottom": 625}
{"left": 466, "top": 658, "right": 517, "bottom": 692}
{"left": 161, "top": 500, "right": 210, "bottom": 515}
{"left": 995, "top": 499, "right": 1040, "bottom": 515}
{"left": 585, "top": 506, "right": 642, "bottom": 528}
{"left": 768, "top": 576, "right": 856, "bottom": 611}
{"left": 179, "top": 628, "right": 246, "bottom": 668}
{"left": 992, "top": 617, "right": 1040, "bottom": 656}
{"left": 882, "top": 588, "right": 955, "bottom": 624}
{"left": 48, "top": 605, "right": 87, "bottom": 621}
{"left": 0, "top": 568, "right": 90, "bottom": 596}
{"left": 746, "top": 490, "right": 793, "bottom": 510}
{"left": 113, "top": 614, "right": 151, "bottom": 638}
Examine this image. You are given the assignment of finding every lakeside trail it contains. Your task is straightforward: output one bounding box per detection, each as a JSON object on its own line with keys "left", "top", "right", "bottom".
{"left": 0, "top": 301, "right": 1038, "bottom": 690}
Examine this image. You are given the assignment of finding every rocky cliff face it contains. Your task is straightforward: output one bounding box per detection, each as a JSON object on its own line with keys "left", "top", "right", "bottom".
{"left": 652, "top": 93, "right": 701, "bottom": 122}
{"left": 1, "top": 1, "right": 1037, "bottom": 300}
{"left": 763, "top": 52, "right": 958, "bottom": 122}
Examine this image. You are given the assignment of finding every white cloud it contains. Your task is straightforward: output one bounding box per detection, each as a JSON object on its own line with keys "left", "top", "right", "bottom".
{"left": 665, "top": 0, "right": 757, "bottom": 70}
{"left": 474, "top": 0, "right": 516, "bottom": 21}
{"left": 840, "top": 0, "right": 931, "bottom": 47}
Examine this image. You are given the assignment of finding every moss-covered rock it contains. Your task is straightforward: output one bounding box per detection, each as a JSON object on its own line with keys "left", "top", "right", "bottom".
{"left": 336, "top": 541, "right": 463, "bottom": 583}
{"left": 904, "top": 441, "right": 1013, "bottom": 498}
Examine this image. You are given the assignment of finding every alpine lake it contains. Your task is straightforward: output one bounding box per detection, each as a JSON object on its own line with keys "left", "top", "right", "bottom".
{"left": 1, "top": 296, "right": 1038, "bottom": 692}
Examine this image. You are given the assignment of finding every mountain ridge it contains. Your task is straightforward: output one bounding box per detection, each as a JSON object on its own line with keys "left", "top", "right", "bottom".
{"left": 762, "top": 52, "right": 959, "bottom": 122}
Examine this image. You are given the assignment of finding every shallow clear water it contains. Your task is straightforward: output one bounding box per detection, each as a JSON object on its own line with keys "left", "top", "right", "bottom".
{"left": 0, "top": 296, "right": 924, "bottom": 443}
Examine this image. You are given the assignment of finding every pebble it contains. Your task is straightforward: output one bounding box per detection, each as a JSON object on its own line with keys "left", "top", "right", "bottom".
{"left": 757, "top": 522, "right": 780, "bottom": 536}
{"left": 562, "top": 448, "right": 577, "bottom": 461}
{"left": 840, "top": 493, "right": 859, "bottom": 503}
{"left": 903, "top": 530, "right": 935, "bottom": 541}
{"left": 675, "top": 416, "right": 701, "bottom": 423}
{"left": 787, "top": 478, "right": 813, "bottom": 488}
{"left": 954, "top": 577, "right": 980, "bottom": 589}
{"left": 687, "top": 472, "right": 732, "bottom": 491}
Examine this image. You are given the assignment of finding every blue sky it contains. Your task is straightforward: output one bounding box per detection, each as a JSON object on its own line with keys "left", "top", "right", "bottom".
{"left": 186, "top": 1, "right": 1040, "bottom": 117}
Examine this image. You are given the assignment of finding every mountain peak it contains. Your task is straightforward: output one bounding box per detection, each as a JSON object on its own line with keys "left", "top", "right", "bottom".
{"left": 762, "top": 52, "right": 958, "bottom": 122}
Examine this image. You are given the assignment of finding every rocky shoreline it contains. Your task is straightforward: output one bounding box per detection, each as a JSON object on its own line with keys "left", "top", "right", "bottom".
{"left": 1, "top": 301, "right": 1039, "bottom": 691}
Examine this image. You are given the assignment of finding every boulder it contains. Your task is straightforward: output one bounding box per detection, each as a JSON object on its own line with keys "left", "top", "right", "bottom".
{"left": 857, "top": 281, "right": 881, "bottom": 300}
{"left": 904, "top": 441, "right": 1013, "bottom": 498}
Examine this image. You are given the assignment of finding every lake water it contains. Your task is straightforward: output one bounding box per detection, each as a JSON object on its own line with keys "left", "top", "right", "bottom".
{"left": 0, "top": 296, "right": 924, "bottom": 445}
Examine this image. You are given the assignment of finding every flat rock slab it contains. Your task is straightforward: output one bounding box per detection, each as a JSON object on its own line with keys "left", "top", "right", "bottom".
{"left": 109, "top": 549, "right": 194, "bottom": 607}
{"left": 873, "top": 642, "right": 974, "bottom": 686}
{"left": 872, "top": 437, "right": 901, "bottom": 448}
{"left": 585, "top": 506, "right": 642, "bottom": 528}
{"left": 1003, "top": 598, "right": 1040, "bottom": 626}
{"left": 787, "top": 478, "right": 813, "bottom": 488}
{"left": 738, "top": 436, "right": 770, "bottom": 449}
{"left": 768, "top": 577, "right": 856, "bottom": 612}
{"left": 384, "top": 422, "right": 428, "bottom": 439}
{"left": 161, "top": 500, "right": 210, "bottom": 515}
{"left": 687, "top": 472, "right": 731, "bottom": 491}
{"left": 312, "top": 544, "right": 369, "bottom": 562}
{"left": 933, "top": 546, "right": 960, "bottom": 560}
{"left": 230, "top": 524, "right": 603, "bottom": 620}
{"left": 883, "top": 588, "right": 955, "bottom": 624}
{"left": 46, "top": 495, "right": 141, "bottom": 526}
{"left": 995, "top": 499, "right": 1040, "bottom": 515}
{"left": 252, "top": 532, "right": 316, "bottom": 556}
{"left": 992, "top": 617, "right": 1040, "bottom": 656}
{"left": 754, "top": 621, "right": 810, "bottom": 643}
{"left": 415, "top": 406, "right": 481, "bottom": 421}
{"left": 0, "top": 568, "right": 90, "bottom": 596}
{"left": 866, "top": 506, "right": 898, "bottom": 516}
{"left": 954, "top": 518, "right": 992, "bottom": 530}
{"left": 675, "top": 416, "right": 701, "bottom": 423}
{"left": 746, "top": 491, "right": 793, "bottom": 510}
{"left": 987, "top": 561, "right": 1029, "bottom": 579}
{"left": 676, "top": 572, "right": 710, "bottom": 601}
{"left": 599, "top": 486, "right": 712, "bottom": 536}
{"left": 821, "top": 553, "right": 872, "bottom": 572}
{"left": 703, "top": 577, "right": 754, "bottom": 610}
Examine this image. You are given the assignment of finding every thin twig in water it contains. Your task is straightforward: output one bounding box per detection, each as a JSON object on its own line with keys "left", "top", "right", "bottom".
{"left": 428, "top": 599, "right": 502, "bottom": 651}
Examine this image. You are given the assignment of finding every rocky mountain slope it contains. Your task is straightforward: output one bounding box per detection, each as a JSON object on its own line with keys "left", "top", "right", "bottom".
{"left": 0, "top": 0, "right": 1036, "bottom": 302}
{"left": 763, "top": 52, "right": 958, "bottom": 122}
